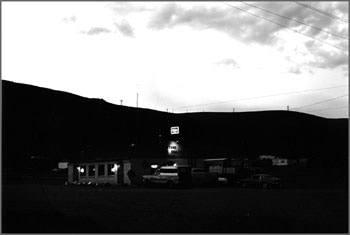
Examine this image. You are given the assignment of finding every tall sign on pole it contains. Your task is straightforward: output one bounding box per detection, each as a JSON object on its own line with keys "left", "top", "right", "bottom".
{"left": 170, "top": 126, "right": 180, "bottom": 135}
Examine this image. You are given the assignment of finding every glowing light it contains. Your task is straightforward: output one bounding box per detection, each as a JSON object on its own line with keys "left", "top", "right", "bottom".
{"left": 111, "top": 164, "right": 120, "bottom": 173}
{"left": 151, "top": 164, "right": 158, "bottom": 169}
{"left": 173, "top": 163, "right": 177, "bottom": 167}
{"left": 77, "top": 167, "right": 85, "bottom": 173}
{"left": 168, "top": 141, "right": 179, "bottom": 155}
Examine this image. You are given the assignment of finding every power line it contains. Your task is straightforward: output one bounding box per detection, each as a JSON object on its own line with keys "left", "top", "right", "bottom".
{"left": 240, "top": 1, "right": 348, "bottom": 40}
{"left": 294, "top": 2, "right": 349, "bottom": 23}
{"left": 171, "top": 85, "right": 348, "bottom": 109}
{"left": 307, "top": 105, "right": 348, "bottom": 112}
{"left": 293, "top": 94, "right": 348, "bottom": 110}
{"left": 236, "top": 106, "right": 285, "bottom": 111}
{"left": 222, "top": 2, "right": 347, "bottom": 51}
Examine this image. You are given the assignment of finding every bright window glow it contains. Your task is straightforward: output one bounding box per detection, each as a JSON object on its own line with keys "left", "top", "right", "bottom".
{"left": 111, "top": 164, "right": 120, "bottom": 173}
{"left": 77, "top": 167, "right": 85, "bottom": 173}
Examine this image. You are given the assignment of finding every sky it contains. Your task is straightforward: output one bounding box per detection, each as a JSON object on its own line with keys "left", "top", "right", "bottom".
{"left": 2, "top": 1, "right": 349, "bottom": 118}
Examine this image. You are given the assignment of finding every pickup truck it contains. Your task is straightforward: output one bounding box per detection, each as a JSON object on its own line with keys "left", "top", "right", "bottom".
{"left": 142, "top": 165, "right": 192, "bottom": 188}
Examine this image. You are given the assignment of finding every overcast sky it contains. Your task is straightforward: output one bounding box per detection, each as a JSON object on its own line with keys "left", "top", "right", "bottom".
{"left": 2, "top": 1, "right": 348, "bottom": 118}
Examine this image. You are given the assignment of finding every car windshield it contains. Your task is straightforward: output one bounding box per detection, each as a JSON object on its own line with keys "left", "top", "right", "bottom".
{"left": 160, "top": 169, "right": 177, "bottom": 174}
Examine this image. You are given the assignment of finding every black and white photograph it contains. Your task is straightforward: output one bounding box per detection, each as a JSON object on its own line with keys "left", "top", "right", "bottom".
{"left": 2, "top": 1, "right": 349, "bottom": 233}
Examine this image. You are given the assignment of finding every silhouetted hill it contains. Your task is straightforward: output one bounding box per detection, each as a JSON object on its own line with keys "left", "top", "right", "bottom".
{"left": 2, "top": 80, "right": 348, "bottom": 171}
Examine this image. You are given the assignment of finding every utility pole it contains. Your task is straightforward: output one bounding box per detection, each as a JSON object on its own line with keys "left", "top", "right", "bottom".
{"left": 287, "top": 105, "right": 290, "bottom": 111}
{"left": 136, "top": 93, "right": 139, "bottom": 108}
{"left": 136, "top": 84, "right": 139, "bottom": 108}
{"left": 233, "top": 107, "right": 235, "bottom": 112}
{"left": 120, "top": 100, "right": 123, "bottom": 105}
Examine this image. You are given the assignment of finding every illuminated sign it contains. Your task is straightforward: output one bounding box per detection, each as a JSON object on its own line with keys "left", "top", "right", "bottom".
{"left": 168, "top": 141, "right": 181, "bottom": 155}
{"left": 170, "top": 126, "right": 180, "bottom": 135}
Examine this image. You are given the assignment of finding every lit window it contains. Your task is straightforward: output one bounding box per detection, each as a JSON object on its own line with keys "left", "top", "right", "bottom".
{"left": 79, "top": 165, "right": 87, "bottom": 177}
{"left": 111, "top": 164, "right": 119, "bottom": 173}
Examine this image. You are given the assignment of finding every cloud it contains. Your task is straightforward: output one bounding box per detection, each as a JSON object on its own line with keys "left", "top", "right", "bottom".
{"left": 115, "top": 20, "right": 134, "bottom": 37}
{"left": 288, "top": 66, "right": 302, "bottom": 74}
{"left": 304, "top": 39, "right": 348, "bottom": 69}
{"left": 63, "top": 16, "right": 77, "bottom": 24}
{"left": 109, "top": 2, "right": 153, "bottom": 16}
{"left": 148, "top": 3, "right": 180, "bottom": 29}
{"left": 147, "top": 2, "right": 348, "bottom": 70}
{"left": 311, "top": 51, "right": 348, "bottom": 69}
{"left": 80, "top": 21, "right": 134, "bottom": 38}
{"left": 82, "top": 27, "right": 111, "bottom": 35}
{"left": 215, "top": 58, "right": 240, "bottom": 69}
{"left": 335, "top": 1, "right": 349, "bottom": 17}
{"left": 147, "top": 3, "right": 286, "bottom": 45}
{"left": 148, "top": 2, "right": 348, "bottom": 45}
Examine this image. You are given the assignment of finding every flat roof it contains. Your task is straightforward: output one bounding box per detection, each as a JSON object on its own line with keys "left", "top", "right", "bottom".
{"left": 69, "top": 158, "right": 128, "bottom": 164}
{"left": 160, "top": 165, "right": 190, "bottom": 169}
{"left": 203, "top": 158, "right": 228, "bottom": 161}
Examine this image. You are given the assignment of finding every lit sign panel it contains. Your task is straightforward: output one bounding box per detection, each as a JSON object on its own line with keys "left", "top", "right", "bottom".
{"left": 170, "top": 126, "right": 180, "bottom": 135}
{"left": 168, "top": 141, "right": 181, "bottom": 155}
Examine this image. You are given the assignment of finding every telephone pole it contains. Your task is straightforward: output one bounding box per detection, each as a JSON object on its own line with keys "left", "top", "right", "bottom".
{"left": 136, "top": 93, "right": 139, "bottom": 108}
{"left": 136, "top": 84, "right": 139, "bottom": 108}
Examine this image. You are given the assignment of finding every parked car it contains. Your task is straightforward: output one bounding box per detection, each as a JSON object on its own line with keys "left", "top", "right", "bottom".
{"left": 142, "top": 165, "right": 192, "bottom": 188}
{"left": 237, "top": 174, "right": 282, "bottom": 188}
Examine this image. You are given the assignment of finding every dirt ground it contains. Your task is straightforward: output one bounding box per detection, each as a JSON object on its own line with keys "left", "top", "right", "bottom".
{"left": 2, "top": 181, "right": 348, "bottom": 233}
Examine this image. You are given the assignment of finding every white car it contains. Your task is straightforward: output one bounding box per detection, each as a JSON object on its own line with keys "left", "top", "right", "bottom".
{"left": 142, "top": 165, "right": 192, "bottom": 188}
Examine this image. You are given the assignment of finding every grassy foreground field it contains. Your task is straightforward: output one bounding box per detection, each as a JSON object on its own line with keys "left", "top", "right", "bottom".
{"left": 2, "top": 181, "right": 348, "bottom": 233}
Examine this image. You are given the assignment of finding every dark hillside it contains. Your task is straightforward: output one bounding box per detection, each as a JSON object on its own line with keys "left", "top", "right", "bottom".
{"left": 2, "top": 80, "right": 348, "bottom": 172}
{"left": 2, "top": 80, "right": 172, "bottom": 170}
{"left": 180, "top": 111, "right": 347, "bottom": 161}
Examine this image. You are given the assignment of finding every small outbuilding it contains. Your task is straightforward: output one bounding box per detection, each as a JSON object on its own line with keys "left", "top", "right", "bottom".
{"left": 67, "top": 159, "right": 131, "bottom": 185}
